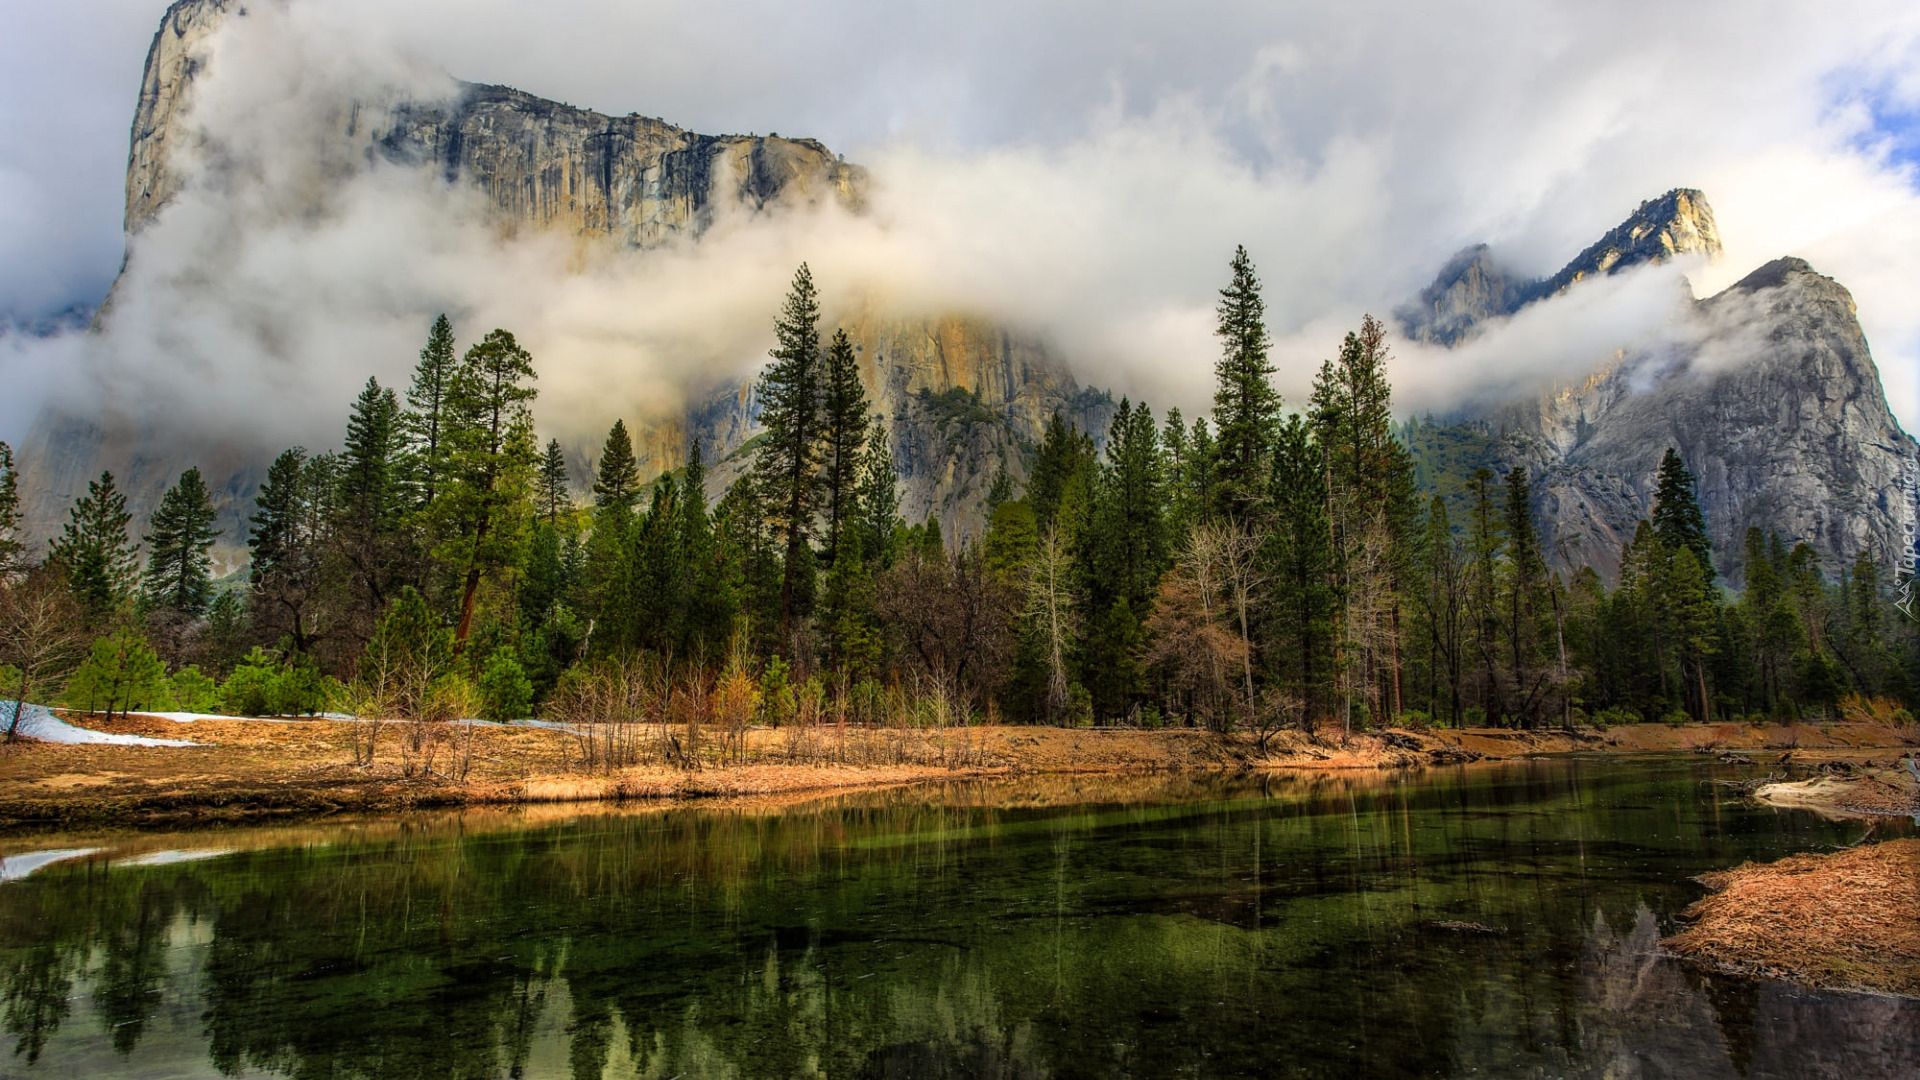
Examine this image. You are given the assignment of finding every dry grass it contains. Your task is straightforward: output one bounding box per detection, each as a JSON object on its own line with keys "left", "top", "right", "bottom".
{"left": 1664, "top": 839, "right": 1920, "bottom": 997}
{"left": 1, "top": 712, "right": 1916, "bottom": 831}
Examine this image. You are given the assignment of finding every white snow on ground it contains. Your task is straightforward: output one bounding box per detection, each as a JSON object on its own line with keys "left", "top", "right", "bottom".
{"left": 0, "top": 848, "right": 103, "bottom": 882}
{"left": 115, "top": 849, "right": 231, "bottom": 868}
{"left": 2, "top": 702, "right": 200, "bottom": 747}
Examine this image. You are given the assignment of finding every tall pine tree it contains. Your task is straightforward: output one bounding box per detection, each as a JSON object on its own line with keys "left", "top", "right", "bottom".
{"left": 435, "top": 329, "right": 539, "bottom": 650}
{"left": 1211, "top": 245, "right": 1278, "bottom": 519}
{"left": 821, "top": 327, "right": 869, "bottom": 568}
{"left": 249, "top": 449, "right": 335, "bottom": 655}
{"left": 142, "top": 467, "right": 220, "bottom": 617}
{"left": 403, "top": 314, "right": 459, "bottom": 507}
{"left": 755, "top": 264, "right": 825, "bottom": 648}
{"left": 538, "top": 438, "right": 571, "bottom": 524}
{"left": 592, "top": 420, "right": 639, "bottom": 512}
{"left": 49, "top": 471, "right": 138, "bottom": 624}
{"left": 1652, "top": 447, "right": 1713, "bottom": 586}
{"left": 0, "top": 441, "right": 21, "bottom": 580}
{"left": 335, "top": 377, "right": 407, "bottom": 633}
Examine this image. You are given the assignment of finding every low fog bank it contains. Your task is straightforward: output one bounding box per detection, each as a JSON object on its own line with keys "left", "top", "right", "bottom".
{"left": 2, "top": 0, "right": 1917, "bottom": 463}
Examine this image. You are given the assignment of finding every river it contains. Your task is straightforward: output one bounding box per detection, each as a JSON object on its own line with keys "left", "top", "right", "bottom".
{"left": 0, "top": 757, "right": 1913, "bottom": 1079}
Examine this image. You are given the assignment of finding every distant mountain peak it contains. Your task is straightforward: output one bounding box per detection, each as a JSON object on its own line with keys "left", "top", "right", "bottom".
{"left": 1536, "top": 188, "right": 1721, "bottom": 299}
{"left": 1399, "top": 188, "right": 1721, "bottom": 345}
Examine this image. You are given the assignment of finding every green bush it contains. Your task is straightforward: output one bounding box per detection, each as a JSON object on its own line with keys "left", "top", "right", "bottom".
{"left": 65, "top": 628, "right": 168, "bottom": 720}
{"left": 1065, "top": 683, "right": 1093, "bottom": 728}
{"left": 1591, "top": 706, "right": 1641, "bottom": 730}
{"left": 476, "top": 648, "right": 533, "bottom": 723}
{"left": 758, "top": 656, "right": 794, "bottom": 726}
{"left": 850, "top": 678, "right": 886, "bottom": 725}
{"left": 168, "top": 666, "right": 221, "bottom": 713}
{"left": 268, "top": 660, "right": 334, "bottom": 716}
{"left": 219, "top": 648, "right": 281, "bottom": 717}
{"left": 219, "top": 648, "right": 334, "bottom": 717}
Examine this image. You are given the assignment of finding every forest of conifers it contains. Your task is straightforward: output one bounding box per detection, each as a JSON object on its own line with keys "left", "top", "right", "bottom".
{"left": 3, "top": 248, "right": 1915, "bottom": 735}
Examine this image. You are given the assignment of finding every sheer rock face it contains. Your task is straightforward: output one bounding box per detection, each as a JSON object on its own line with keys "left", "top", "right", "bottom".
{"left": 1414, "top": 189, "right": 1915, "bottom": 585}
{"left": 1401, "top": 188, "right": 1722, "bottom": 346}
{"left": 126, "top": 3, "right": 861, "bottom": 243}
{"left": 26, "top": 0, "right": 1104, "bottom": 558}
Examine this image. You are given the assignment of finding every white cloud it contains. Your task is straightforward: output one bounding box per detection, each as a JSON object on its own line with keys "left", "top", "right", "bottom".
{"left": 2, "top": 0, "right": 1920, "bottom": 451}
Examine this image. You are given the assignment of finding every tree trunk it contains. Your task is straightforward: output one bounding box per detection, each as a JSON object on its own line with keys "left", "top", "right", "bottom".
{"left": 455, "top": 565, "right": 482, "bottom": 653}
{"left": 1389, "top": 603, "right": 1404, "bottom": 722}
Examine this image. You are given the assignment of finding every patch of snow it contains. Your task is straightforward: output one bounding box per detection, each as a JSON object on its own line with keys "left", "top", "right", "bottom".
{"left": 2, "top": 702, "right": 200, "bottom": 747}
{"left": 115, "top": 848, "right": 230, "bottom": 868}
{"left": 0, "top": 848, "right": 103, "bottom": 882}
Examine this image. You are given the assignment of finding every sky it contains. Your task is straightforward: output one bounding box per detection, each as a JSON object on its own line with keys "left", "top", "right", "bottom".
{"left": 2, "top": 0, "right": 1919, "bottom": 447}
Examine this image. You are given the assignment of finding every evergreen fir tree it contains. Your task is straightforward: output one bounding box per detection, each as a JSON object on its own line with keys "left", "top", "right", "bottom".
{"left": 1210, "top": 245, "right": 1278, "bottom": 519}
{"left": 335, "top": 377, "right": 407, "bottom": 631}
{"left": 538, "top": 438, "right": 571, "bottom": 524}
{"left": 1266, "top": 415, "right": 1337, "bottom": 721}
{"left": 48, "top": 471, "right": 138, "bottom": 623}
{"left": 754, "top": 264, "right": 825, "bottom": 648}
{"left": 856, "top": 421, "right": 900, "bottom": 570}
{"left": 403, "top": 314, "right": 459, "bottom": 507}
{"left": 249, "top": 449, "right": 335, "bottom": 655}
{"left": 1501, "top": 465, "right": 1547, "bottom": 725}
{"left": 592, "top": 420, "right": 639, "bottom": 511}
{"left": 677, "top": 439, "right": 735, "bottom": 659}
{"left": 1464, "top": 467, "right": 1506, "bottom": 719}
{"left": 142, "top": 467, "right": 220, "bottom": 617}
{"left": 1663, "top": 546, "right": 1718, "bottom": 721}
{"left": 0, "top": 441, "right": 21, "bottom": 579}
{"left": 1085, "top": 399, "right": 1167, "bottom": 612}
{"left": 1652, "top": 447, "right": 1713, "bottom": 585}
{"left": 985, "top": 461, "right": 1016, "bottom": 516}
{"left": 1028, "top": 412, "right": 1096, "bottom": 537}
{"left": 434, "top": 328, "right": 539, "bottom": 650}
{"left": 1311, "top": 315, "right": 1417, "bottom": 724}
{"left": 820, "top": 327, "right": 869, "bottom": 568}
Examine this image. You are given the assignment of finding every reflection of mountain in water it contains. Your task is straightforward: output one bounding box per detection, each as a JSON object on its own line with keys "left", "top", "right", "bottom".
{"left": 1573, "top": 906, "right": 1920, "bottom": 1080}
{"left": 0, "top": 764, "right": 1914, "bottom": 1079}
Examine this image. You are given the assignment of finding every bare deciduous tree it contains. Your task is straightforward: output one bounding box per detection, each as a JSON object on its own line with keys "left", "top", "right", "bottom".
{"left": 1143, "top": 530, "right": 1248, "bottom": 732}
{"left": 0, "top": 569, "right": 88, "bottom": 742}
{"left": 1024, "top": 525, "right": 1076, "bottom": 720}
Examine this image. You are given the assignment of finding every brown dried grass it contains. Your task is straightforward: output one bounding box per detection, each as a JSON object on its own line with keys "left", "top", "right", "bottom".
{"left": 1664, "top": 839, "right": 1920, "bottom": 997}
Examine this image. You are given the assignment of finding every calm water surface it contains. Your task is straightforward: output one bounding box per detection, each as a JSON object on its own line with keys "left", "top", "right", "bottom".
{"left": 0, "top": 757, "right": 1914, "bottom": 1079}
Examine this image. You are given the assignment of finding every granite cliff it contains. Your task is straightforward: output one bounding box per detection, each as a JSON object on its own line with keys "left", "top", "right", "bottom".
{"left": 1407, "top": 192, "right": 1914, "bottom": 585}
{"left": 1401, "top": 189, "right": 1721, "bottom": 346}
{"left": 23, "top": 0, "right": 1108, "bottom": 558}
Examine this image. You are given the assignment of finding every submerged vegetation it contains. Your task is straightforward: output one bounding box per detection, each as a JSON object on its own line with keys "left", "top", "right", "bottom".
{"left": 1, "top": 250, "right": 1917, "bottom": 757}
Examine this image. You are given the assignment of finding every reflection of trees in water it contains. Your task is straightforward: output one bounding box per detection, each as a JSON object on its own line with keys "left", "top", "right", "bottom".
{"left": 0, "top": 764, "right": 1912, "bottom": 1078}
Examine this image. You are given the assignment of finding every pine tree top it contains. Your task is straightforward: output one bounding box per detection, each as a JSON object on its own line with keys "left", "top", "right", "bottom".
{"left": 593, "top": 419, "right": 640, "bottom": 510}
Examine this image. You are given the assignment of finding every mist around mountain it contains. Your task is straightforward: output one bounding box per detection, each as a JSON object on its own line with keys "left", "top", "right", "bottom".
{"left": 2, "top": 0, "right": 1917, "bottom": 737}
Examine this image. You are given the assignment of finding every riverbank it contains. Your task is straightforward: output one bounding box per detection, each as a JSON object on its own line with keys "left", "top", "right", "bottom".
{"left": 1664, "top": 839, "right": 1920, "bottom": 997}
{"left": 1751, "top": 761, "right": 1920, "bottom": 818}
{"left": 0, "top": 710, "right": 1912, "bottom": 830}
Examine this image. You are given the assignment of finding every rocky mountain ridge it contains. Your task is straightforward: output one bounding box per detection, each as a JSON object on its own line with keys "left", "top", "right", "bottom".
{"left": 1408, "top": 192, "right": 1914, "bottom": 586}
{"left": 22, "top": 0, "right": 1108, "bottom": 558}
{"left": 1400, "top": 189, "right": 1722, "bottom": 346}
